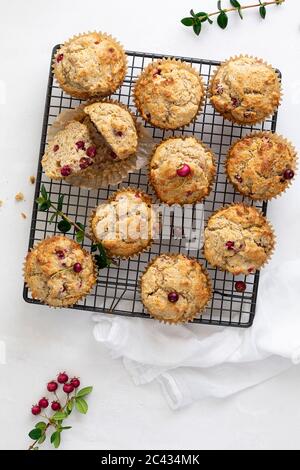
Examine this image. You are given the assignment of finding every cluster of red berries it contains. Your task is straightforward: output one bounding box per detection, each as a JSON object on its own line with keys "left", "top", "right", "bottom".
{"left": 31, "top": 372, "right": 80, "bottom": 416}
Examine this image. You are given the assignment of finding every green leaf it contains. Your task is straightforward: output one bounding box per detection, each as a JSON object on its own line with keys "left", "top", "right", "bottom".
{"left": 57, "top": 194, "right": 64, "bottom": 212}
{"left": 50, "top": 431, "right": 61, "bottom": 448}
{"left": 52, "top": 411, "right": 67, "bottom": 421}
{"left": 57, "top": 219, "right": 71, "bottom": 233}
{"left": 67, "top": 399, "right": 74, "bottom": 412}
{"left": 32, "top": 447, "right": 39, "bottom": 450}
{"left": 39, "top": 200, "right": 51, "bottom": 212}
{"left": 61, "top": 426, "right": 72, "bottom": 430}
{"left": 195, "top": 11, "right": 208, "bottom": 22}
{"left": 49, "top": 212, "right": 57, "bottom": 224}
{"left": 259, "top": 5, "right": 266, "bottom": 18}
{"left": 190, "top": 9, "right": 195, "bottom": 17}
{"left": 217, "top": 0, "right": 222, "bottom": 10}
{"left": 41, "top": 184, "right": 48, "bottom": 200}
{"left": 29, "top": 428, "right": 42, "bottom": 440}
{"left": 230, "top": 0, "right": 241, "bottom": 7}
{"left": 36, "top": 196, "right": 45, "bottom": 204}
{"left": 237, "top": 8, "right": 243, "bottom": 20}
{"left": 75, "top": 397, "right": 88, "bottom": 414}
{"left": 217, "top": 11, "right": 228, "bottom": 29}
{"left": 91, "top": 244, "right": 97, "bottom": 252}
{"left": 181, "top": 17, "right": 194, "bottom": 27}
{"left": 35, "top": 421, "right": 47, "bottom": 430}
{"left": 76, "top": 230, "right": 84, "bottom": 243}
{"left": 76, "top": 386, "right": 93, "bottom": 398}
{"left": 193, "top": 22, "right": 201, "bottom": 35}
{"left": 38, "top": 434, "right": 46, "bottom": 444}
{"left": 207, "top": 16, "right": 213, "bottom": 24}
{"left": 95, "top": 244, "right": 109, "bottom": 269}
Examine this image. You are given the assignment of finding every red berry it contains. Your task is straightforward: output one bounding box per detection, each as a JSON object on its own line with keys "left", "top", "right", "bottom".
{"left": 70, "top": 377, "right": 80, "bottom": 389}
{"left": 75, "top": 140, "right": 85, "bottom": 150}
{"left": 168, "top": 291, "right": 179, "bottom": 303}
{"left": 231, "top": 97, "right": 240, "bottom": 108}
{"left": 235, "top": 281, "right": 246, "bottom": 293}
{"left": 51, "top": 401, "right": 61, "bottom": 411}
{"left": 57, "top": 372, "right": 69, "bottom": 384}
{"left": 63, "top": 383, "right": 74, "bottom": 394}
{"left": 31, "top": 405, "right": 41, "bottom": 415}
{"left": 79, "top": 157, "right": 92, "bottom": 169}
{"left": 283, "top": 169, "right": 294, "bottom": 180}
{"left": 60, "top": 165, "right": 71, "bottom": 177}
{"left": 47, "top": 381, "right": 58, "bottom": 392}
{"left": 177, "top": 164, "right": 191, "bottom": 177}
{"left": 38, "top": 397, "right": 49, "bottom": 409}
{"left": 53, "top": 144, "right": 59, "bottom": 152}
{"left": 55, "top": 250, "right": 65, "bottom": 259}
{"left": 56, "top": 53, "right": 64, "bottom": 63}
{"left": 86, "top": 146, "right": 97, "bottom": 158}
{"left": 73, "top": 263, "right": 82, "bottom": 273}
{"left": 225, "top": 241, "right": 235, "bottom": 250}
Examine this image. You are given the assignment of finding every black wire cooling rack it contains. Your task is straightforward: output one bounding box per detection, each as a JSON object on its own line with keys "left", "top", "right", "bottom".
{"left": 23, "top": 47, "right": 280, "bottom": 328}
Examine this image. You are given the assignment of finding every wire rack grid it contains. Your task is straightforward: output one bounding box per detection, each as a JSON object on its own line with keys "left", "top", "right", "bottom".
{"left": 23, "top": 47, "right": 280, "bottom": 328}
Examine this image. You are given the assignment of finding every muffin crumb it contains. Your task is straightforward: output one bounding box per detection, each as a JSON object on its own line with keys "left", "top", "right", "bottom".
{"left": 21, "top": 212, "right": 27, "bottom": 219}
{"left": 29, "top": 176, "right": 36, "bottom": 185}
{"left": 15, "top": 192, "right": 24, "bottom": 202}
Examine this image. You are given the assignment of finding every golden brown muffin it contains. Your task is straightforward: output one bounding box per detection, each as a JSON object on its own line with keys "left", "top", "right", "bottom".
{"left": 210, "top": 56, "right": 281, "bottom": 124}
{"left": 226, "top": 132, "right": 297, "bottom": 200}
{"left": 53, "top": 32, "right": 127, "bottom": 99}
{"left": 84, "top": 101, "right": 138, "bottom": 160}
{"left": 41, "top": 121, "right": 97, "bottom": 179}
{"left": 134, "top": 58, "right": 204, "bottom": 129}
{"left": 90, "top": 188, "right": 157, "bottom": 258}
{"left": 149, "top": 136, "right": 215, "bottom": 205}
{"left": 204, "top": 204, "right": 275, "bottom": 275}
{"left": 24, "top": 236, "right": 97, "bottom": 307}
{"left": 140, "top": 254, "right": 211, "bottom": 324}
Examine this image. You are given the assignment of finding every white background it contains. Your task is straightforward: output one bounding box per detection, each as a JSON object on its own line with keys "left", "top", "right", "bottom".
{"left": 1, "top": 0, "right": 300, "bottom": 450}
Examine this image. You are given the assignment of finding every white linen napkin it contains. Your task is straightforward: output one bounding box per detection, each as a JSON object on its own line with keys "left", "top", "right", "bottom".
{"left": 93, "top": 258, "right": 300, "bottom": 409}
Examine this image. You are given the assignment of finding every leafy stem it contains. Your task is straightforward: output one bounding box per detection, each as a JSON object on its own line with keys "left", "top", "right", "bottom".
{"left": 36, "top": 184, "right": 112, "bottom": 269}
{"left": 181, "top": 0, "right": 285, "bottom": 35}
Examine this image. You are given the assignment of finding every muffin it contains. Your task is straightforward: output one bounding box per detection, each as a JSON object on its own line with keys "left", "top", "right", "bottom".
{"left": 90, "top": 188, "right": 157, "bottom": 258}
{"left": 210, "top": 56, "right": 281, "bottom": 124}
{"left": 24, "top": 236, "right": 97, "bottom": 307}
{"left": 134, "top": 58, "right": 204, "bottom": 129}
{"left": 53, "top": 32, "right": 127, "bottom": 99}
{"left": 42, "top": 121, "right": 97, "bottom": 179}
{"left": 149, "top": 136, "right": 215, "bottom": 205}
{"left": 84, "top": 101, "right": 138, "bottom": 160}
{"left": 140, "top": 254, "right": 211, "bottom": 324}
{"left": 204, "top": 204, "right": 275, "bottom": 275}
{"left": 226, "top": 132, "right": 297, "bottom": 200}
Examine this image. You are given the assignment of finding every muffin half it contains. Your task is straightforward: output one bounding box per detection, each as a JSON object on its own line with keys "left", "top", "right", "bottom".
{"left": 24, "top": 236, "right": 97, "bottom": 307}
{"left": 134, "top": 58, "right": 204, "bottom": 129}
{"left": 141, "top": 253, "right": 211, "bottom": 324}
{"left": 149, "top": 136, "right": 215, "bottom": 205}
{"left": 90, "top": 188, "right": 157, "bottom": 258}
{"left": 204, "top": 204, "right": 275, "bottom": 275}
{"left": 210, "top": 55, "right": 281, "bottom": 125}
{"left": 226, "top": 132, "right": 297, "bottom": 200}
{"left": 53, "top": 32, "right": 127, "bottom": 99}
{"left": 84, "top": 101, "right": 138, "bottom": 160}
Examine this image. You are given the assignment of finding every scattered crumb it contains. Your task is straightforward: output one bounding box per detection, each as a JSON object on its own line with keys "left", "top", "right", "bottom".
{"left": 15, "top": 192, "right": 24, "bottom": 202}
{"left": 21, "top": 212, "right": 27, "bottom": 219}
{"left": 29, "top": 175, "right": 36, "bottom": 185}
{"left": 0, "top": 200, "right": 3, "bottom": 207}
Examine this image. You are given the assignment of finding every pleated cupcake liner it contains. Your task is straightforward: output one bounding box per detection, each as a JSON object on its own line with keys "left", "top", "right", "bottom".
{"left": 139, "top": 252, "right": 212, "bottom": 325}
{"left": 208, "top": 54, "right": 282, "bottom": 126}
{"left": 46, "top": 103, "right": 155, "bottom": 188}
{"left": 88, "top": 187, "right": 158, "bottom": 260}
{"left": 148, "top": 135, "right": 216, "bottom": 206}
{"left": 23, "top": 235, "right": 98, "bottom": 308}
{"left": 133, "top": 57, "right": 206, "bottom": 130}
{"left": 203, "top": 202, "right": 276, "bottom": 276}
{"left": 225, "top": 131, "right": 298, "bottom": 201}
{"left": 52, "top": 31, "right": 127, "bottom": 100}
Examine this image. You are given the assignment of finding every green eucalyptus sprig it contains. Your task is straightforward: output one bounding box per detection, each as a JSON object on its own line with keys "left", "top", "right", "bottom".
{"left": 28, "top": 372, "right": 93, "bottom": 450}
{"left": 181, "top": 0, "right": 285, "bottom": 36}
{"left": 36, "top": 184, "right": 110, "bottom": 269}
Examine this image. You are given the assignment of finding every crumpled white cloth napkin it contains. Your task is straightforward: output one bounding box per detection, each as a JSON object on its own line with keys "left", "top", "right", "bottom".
{"left": 93, "top": 259, "right": 300, "bottom": 409}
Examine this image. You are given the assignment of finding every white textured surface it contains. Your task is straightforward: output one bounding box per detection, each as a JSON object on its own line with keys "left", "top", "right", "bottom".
{"left": 0, "top": 0, "right": 300, "bottom": 450}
